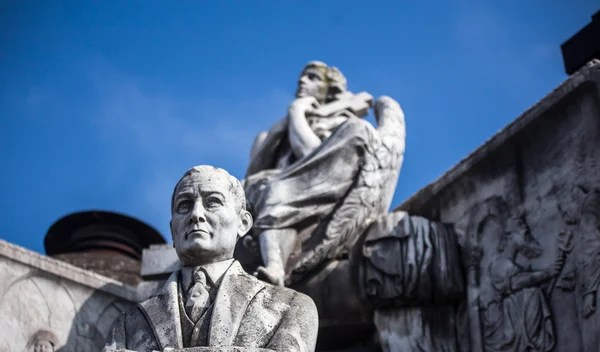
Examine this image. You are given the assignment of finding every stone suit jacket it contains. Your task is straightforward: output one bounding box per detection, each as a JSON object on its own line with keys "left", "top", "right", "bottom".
{"left": 104, "top": 261, "right": 318, "bottom": 352}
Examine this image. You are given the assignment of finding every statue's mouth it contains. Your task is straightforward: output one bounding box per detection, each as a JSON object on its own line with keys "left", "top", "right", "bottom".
{"left": 296, "top": 86, "right": 307, "bottom": 96}
{"left": 186, "top": 229, "right": 210, "bottom": 239}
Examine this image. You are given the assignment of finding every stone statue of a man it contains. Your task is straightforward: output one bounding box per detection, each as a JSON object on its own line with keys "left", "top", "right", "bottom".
{"left": 104, "top": 166, "right": 319, "bottom": 352}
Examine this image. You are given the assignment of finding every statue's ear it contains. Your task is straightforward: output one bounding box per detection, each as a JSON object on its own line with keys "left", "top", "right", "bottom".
{"left": 238, "top": 210, "right": 253, "bottom": 238}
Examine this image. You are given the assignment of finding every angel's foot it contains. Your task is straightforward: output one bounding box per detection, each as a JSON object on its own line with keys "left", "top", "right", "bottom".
{"left": 583, "top": 293, "right": 597, "bottom": 318}
{"left": 255, "top": 265, "right": 285, "bottom": 286}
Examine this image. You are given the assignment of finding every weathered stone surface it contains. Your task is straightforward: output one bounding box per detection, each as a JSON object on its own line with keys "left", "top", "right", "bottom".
{"left": 360, "top": 211, "right": 465, "bottom": 308}
{"left": 290, "top": 259, "right": 377, "bottom": 351}
{"left": 140, "top": 243, "right": 180, "bottom": 280}
{"left": 53, "top": 252, "right": 143, "bottom": 286}
{"left": 105, "top": 166, "right": 319, "bottom": 352}
{"left": 0, "top": 239, "right": 136, "bottom": 352}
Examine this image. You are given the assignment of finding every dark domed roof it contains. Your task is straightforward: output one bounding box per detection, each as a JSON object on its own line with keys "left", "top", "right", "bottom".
{"left": 45, "top": 210, "right": 166, "bottom": 259}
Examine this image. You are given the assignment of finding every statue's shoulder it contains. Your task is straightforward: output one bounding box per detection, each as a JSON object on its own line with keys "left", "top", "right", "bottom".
{"left": 120, "top": 301, "right": 150, "bottom": 324}
{"left": 234, "top": 268, "right": 315, "bottom": 311}
{"left": 106, "top": 301, "right": 150, "bottom": 337}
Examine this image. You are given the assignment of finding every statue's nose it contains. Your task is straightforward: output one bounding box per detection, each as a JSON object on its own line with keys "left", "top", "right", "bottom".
{"left": 189, "top": 203, "right": 207, "bottom": 224}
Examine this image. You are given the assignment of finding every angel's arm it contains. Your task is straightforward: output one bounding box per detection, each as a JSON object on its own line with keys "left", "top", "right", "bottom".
{"left": 288, "top": 98, "right": 322, "bottom": 159}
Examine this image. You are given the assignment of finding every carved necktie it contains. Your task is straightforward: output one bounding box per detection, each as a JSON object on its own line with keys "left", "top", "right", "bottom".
{"left": 185, "top": 269, "right": 211, "bottom": 323}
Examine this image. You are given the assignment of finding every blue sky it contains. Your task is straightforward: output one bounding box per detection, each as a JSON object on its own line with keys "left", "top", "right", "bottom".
{"left": 1, "top": 1, "right": 598, "bottom": 254}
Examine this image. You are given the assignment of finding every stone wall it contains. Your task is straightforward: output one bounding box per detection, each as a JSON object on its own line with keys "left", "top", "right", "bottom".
{"left": 0, "top": 240, "right": 137, "bottom": 352}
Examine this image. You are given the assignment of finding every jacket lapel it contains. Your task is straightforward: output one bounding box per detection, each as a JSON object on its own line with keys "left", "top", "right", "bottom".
{"left": 208, "top": 261, "right": 265, "bottom": 346}
{"left": 138, "top": 271, "right": 184, "bottom": 349}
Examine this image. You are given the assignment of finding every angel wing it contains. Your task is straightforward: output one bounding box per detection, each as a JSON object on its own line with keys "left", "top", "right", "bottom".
{"left": 286, "top": 96, "right": 406, "bottom": 284}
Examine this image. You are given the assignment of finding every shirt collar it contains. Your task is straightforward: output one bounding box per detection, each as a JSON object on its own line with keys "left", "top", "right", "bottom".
{"left": 181, "top": 259, "right": 235, "bottom": 290}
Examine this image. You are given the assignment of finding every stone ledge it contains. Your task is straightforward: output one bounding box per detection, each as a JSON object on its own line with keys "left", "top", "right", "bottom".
{"left": 140, "top": 243, "right": 180, "bottom": 280}
{"left": 0, "top": 239, "right": 138, "bottom": 301}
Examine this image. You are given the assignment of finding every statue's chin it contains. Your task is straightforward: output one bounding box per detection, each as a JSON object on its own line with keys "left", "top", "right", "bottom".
{"left": 180, "top": 254, "right": 213, "bottom": 266}
{"left": 178, "top": 242, "right": 212, "bottom": 263}
{"left": 178, "top": 243, "right": 235, "bottom": 266}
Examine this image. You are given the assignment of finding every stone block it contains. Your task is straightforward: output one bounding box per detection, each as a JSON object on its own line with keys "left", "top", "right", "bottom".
{"left": 140, "top": 243, "right": 180, "bottom": 280}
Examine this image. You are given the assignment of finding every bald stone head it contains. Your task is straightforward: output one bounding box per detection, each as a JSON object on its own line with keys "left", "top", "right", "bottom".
{"left": 170, "top": 165, "right": 253, "bottom": 266}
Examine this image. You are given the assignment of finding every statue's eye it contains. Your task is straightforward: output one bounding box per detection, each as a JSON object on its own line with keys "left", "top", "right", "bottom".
{"left": 308, "top": 73, "right": 321, "bottom": 81}
{"left": 176, "top": 200, "right": 192, "bottom": 213}
{"left": 205, "top": 197, "right": 223, "bottom": 208}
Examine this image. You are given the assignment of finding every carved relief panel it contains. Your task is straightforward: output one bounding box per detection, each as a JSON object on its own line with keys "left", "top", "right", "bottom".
{"left": 462, "top": 196, "right": 566, "bottom": 352}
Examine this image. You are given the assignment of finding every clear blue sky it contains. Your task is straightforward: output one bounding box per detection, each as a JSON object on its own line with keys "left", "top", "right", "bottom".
{"left": 1, "top": 1, "right": 598, "bottom": 254}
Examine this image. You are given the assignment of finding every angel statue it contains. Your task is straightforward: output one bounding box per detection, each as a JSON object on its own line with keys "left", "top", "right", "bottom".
{"left": 244, "top": 61, "right": 406, "bottom": 286}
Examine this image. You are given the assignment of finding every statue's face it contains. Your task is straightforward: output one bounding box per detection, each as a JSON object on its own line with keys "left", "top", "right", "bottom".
{"left": 509, "top": 217, "right": 542, "bottom": 259}
{"left": 170, "top": 171, "right": 252, "bottom": 266}
{"left": 296, "top": 66, "right": 327, "bottom": 103}
{"left": 33, "top": 340, "right": 54, "bottom": 352}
